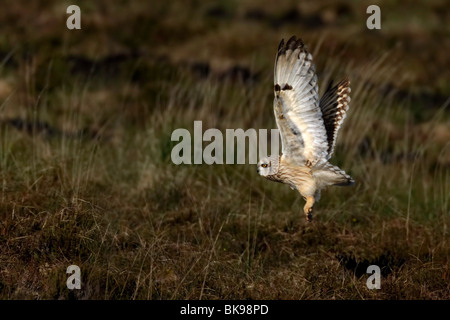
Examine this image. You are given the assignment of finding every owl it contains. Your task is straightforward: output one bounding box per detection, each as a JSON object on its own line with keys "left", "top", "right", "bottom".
{"left": 257, "top": 35, "right": 354, "bottom": 221}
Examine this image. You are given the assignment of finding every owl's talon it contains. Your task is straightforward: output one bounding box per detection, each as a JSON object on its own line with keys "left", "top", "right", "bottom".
{"left": 306, "top": 208, "right": 313, "bottom": 222}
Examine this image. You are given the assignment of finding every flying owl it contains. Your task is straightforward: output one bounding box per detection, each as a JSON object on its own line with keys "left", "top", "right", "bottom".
{"left": 257, "top": 35, "right": 354, "bottom": 222}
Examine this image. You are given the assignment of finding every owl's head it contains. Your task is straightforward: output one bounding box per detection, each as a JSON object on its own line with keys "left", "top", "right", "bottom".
{"left": 257, "top": 155, "right": 279, "bottom": 177}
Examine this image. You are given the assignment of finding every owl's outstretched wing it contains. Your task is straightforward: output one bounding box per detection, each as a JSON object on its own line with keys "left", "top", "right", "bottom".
{"left": 319, "top": 78, "right": 351, "bottom": 159}
{"left": 273, "top": 36, "right": 328, "bottom": 166}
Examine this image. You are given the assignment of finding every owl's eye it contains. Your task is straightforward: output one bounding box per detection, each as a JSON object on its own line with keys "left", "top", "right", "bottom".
{"left": 261, "top": 164, "right": 268, "bottom": 168}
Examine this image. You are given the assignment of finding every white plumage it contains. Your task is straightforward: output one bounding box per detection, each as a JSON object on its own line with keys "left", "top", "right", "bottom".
{"left": 257, "top": 36, "right": 354, "bottom": 221}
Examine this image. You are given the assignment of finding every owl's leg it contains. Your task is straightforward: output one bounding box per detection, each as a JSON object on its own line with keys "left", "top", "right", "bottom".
{"left": 303, "top": 196, "right": 315, "bottom": 222}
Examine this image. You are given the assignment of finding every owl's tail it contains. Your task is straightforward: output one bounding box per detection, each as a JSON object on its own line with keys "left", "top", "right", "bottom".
{"left": 313, "top": 162, "right": 354, "bottom": 188}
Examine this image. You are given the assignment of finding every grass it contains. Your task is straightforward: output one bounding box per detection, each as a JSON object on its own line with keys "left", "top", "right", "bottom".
{"left": 0, "top": 0, "right": 448, "bottom": 299}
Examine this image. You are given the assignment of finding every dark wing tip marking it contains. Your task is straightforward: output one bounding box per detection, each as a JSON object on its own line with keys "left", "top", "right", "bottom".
{"left": 338, "top": 77, "right": 350, "bottom": 91}
{"left": 277, "top": 38, "right": 285, "bottom": 52}
{"left": 274, "top": 84, "right": 281, "bottom": 92}
{"left": 277, "top": 35, "right": 305, "bottom": 56}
